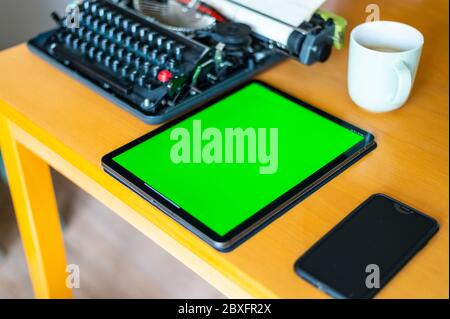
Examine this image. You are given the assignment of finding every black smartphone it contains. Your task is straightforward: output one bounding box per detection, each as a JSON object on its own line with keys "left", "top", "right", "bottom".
{"left": 294, "top": 194, "right": 439, "bottom": 299}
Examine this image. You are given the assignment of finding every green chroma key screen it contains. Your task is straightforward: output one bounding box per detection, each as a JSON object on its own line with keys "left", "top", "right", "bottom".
{"left": 113, "top": 83, "right": 364, "bottom": 236}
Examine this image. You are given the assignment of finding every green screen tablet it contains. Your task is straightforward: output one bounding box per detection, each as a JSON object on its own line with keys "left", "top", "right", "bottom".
{"left": 102, "top": 81, "right": 375, "bottom": 251}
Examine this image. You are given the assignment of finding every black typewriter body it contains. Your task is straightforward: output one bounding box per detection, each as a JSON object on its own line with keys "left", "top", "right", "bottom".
{"left": 28, "top": 0, "right": 334, "bottom": 124}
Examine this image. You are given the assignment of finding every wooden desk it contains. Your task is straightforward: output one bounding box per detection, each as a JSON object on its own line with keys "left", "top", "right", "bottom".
{"left": 0, "top": 0, "right": 448, "bottom": 299}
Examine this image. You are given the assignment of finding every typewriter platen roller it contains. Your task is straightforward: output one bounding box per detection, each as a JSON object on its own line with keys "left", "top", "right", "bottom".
{"left": 28, "top": 0, "right": 346, "bottom": 124}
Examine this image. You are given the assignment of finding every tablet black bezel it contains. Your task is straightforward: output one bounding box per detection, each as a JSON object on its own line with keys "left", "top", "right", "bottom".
{"left": 102, "top": 80, "right": 375, "bottom": 246}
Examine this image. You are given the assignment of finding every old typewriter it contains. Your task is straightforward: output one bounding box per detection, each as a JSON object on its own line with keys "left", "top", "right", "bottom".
{"left": 28, "top": 0, "right": 345, "bottom": 124}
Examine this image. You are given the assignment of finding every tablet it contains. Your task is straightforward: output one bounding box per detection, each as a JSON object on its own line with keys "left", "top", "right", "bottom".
{"left": 102, "top": 81, "right": 376, "bottom": 251}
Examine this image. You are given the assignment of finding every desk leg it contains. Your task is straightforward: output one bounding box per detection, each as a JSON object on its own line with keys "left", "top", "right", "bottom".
{"left": 0, "top": 116, "right": 72, "bottom": 299}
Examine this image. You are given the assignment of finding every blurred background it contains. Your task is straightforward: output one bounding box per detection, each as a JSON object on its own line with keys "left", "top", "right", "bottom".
{"left": 0, "top": 0, "right": 67, "bottom": 50}
{"left": 0, "top": 0, "right": 223, "bottom": 299}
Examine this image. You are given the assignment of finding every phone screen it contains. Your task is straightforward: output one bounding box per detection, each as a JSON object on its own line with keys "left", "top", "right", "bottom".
{"left": 295, "top": 194, "right": 439, "bottom": 299}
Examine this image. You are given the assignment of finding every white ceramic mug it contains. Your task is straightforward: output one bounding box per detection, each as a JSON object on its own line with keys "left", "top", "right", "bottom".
{"left": 348, "top": 21, "right": 424, "bottom": 112}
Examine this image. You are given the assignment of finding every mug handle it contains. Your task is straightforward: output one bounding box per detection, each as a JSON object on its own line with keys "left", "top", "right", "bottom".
{"left": 390, "top": 60, "right": 413, "bottom": 106}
